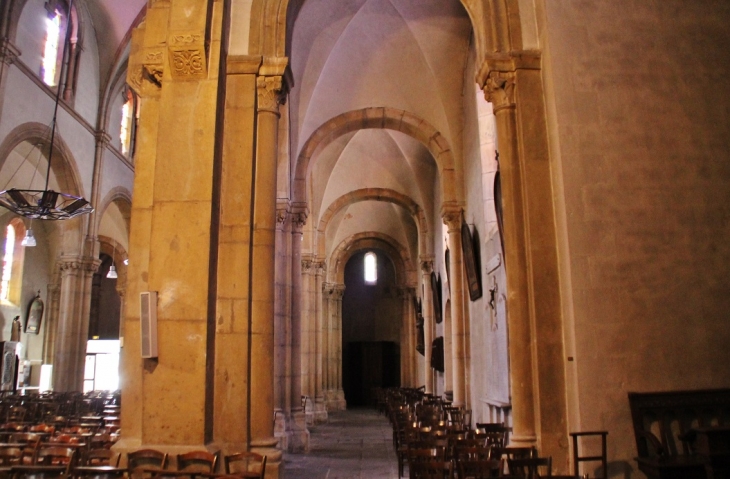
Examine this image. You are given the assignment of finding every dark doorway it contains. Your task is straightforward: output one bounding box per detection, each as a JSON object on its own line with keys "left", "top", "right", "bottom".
{"left": 343, "top": 341, "right": 400, "bottom": 407}
{"left": 89, "top": 254, "right": 121, "bottom": 339}
{"left": 342, "top": 249, "right": 402, "bottom": 408}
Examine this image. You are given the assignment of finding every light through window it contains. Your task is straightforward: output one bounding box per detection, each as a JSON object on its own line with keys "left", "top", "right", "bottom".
{"left": 1, "top": 225, "right": 15, "bottom": 301}
{"left": 120, "top": 94, "right": 133, "bottom": 155}
{"left": 42, "top": 10, "right": 62, "bottom": 86}
{"left": 364, "top": 251, "right": 377, "bottom": 284}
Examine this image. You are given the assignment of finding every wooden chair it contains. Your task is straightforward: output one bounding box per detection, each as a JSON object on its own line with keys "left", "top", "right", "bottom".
{"left": 128, "top": 448, "right": 169, "bottom": 479}
{"left": 34, "top": 445, "right": 77, "bottom": 475}
{"left": 176, "top": 451, "right": 217, "bottom": 474}
{"left": 9, "top": 432, "right": 42, "bottom": 446}
{"left": 407, "top": 448, "right": 446, "bottom": 479}
{"left": 410, "top": 459, "right": 454, "bottom": 479}
{"left": 84, "top": 448, "right": 120, "bottom": 467}
{"left": 506, "top": 456, "right": 552, "bottom": 478}
{"left": 223, "top": 452, "right": 266, "bottom": 479}
{"left": 0, "top": 446, "right": 24, "bottom": 465}
{"left": 456, "top": 459, "right": 502, "bottom": 479}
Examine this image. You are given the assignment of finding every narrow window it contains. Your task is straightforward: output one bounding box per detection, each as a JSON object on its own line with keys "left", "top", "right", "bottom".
{"left": 42, "top": 9, "right": 62, "bottom": 86}
{"left": 1, "top": 225, "right": 16, "bottom": 301}
{"left": 120, "top": 90, "right": 134, "bottom": 156}
{"left": 364, "top": 251, "right": 377, "bottom": 284}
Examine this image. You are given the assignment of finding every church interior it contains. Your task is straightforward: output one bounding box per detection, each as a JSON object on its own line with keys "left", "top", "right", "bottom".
{"left": 0, "top": 0, "right": 729, "bottom": 477}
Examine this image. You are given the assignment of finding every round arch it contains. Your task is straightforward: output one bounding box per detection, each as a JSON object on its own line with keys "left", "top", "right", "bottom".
{"left": 95, "top": 187, "right": 132, "bottom": 235}
{"left": 293, "top": 107, "right": 459, "bottom": 205}
{"left": 0, "top": 122, "right": 87, "bottom": 199}
{"left": 317, "top": 188, "right": 429, "bottom": 259}
{"left": 329, "top": 232, "right": 415, "bottom": 287}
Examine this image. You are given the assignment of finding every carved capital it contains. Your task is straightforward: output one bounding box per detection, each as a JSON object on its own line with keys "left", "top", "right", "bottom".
{"left": 58, "top": 256, "right": 100, "bottom": 274}
{"left": 291, "top": 211, "right": 308, "bottom": 231}
{"left": 420, "top": 256, "right": 434, "bottom": 274}
{"left": 441, "top": 205, "right": 462, "bottom": 232}
{"left": 314, "top": 260, "right": 326, "bottom": 276}
{"left": 95, "top": 131, "right": 112, "bottom": 146}
{"left": 398, "top": 286, "right": 415, "bottom": 300}
{"left": 128, "top": 48, "right": 165, "bottom": 97}
{"left": 484, "top": 71, "right": 516, "bottom": 112}
{"left": 257, "top": 76, "right": 285, "bottom": 114}
{"left": 302, "top": 258, "right": 313, "bottom": 273}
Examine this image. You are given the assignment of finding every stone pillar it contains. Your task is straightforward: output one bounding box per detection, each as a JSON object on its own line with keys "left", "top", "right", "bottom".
{"left": 288, "top": 210, "right": 309, "bottom": 451}
{"left": 0, "top": 39, "right": 20, "bottom": 123}
{"left": 420, "top": 258, "right": 435, "bottom": 393}
{"left": 300, "top": 256, "right": 313, "bottom": 399}
{"left": 442, "top": 208, "right": 466, "bottom": 406}
{"left": 477, "top": 52, "right": 568, "bottom": 460}
{"left": 399, "top": 286, "right": 417, "bottom": 387}
{"left": 332, "top": 284, "right": 346, "bottom": 410}
{"left": 53, "top": 256, "right": 99, "bottom": 391}
{"left": 273, "top": 202, "right": 290, "bottom": 450}
{"left": 313, "top": 262, "right": 328, "bottom": 421}
{"left": 249, "top": 64, "right": 288, "bottom": 470}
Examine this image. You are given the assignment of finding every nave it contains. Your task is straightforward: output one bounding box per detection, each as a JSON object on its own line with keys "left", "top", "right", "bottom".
{"left": 283, "top": 410, "right": 397, "bottom": 479}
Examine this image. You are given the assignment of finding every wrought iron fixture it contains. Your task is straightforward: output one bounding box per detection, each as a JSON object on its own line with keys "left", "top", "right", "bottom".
{"left": 0, "top": 0, "right": 92, "bottom": 221}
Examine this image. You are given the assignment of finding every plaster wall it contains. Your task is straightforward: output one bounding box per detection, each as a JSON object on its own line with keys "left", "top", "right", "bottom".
{"left": 541, "top": 0, "right": 730, "bottom": 471}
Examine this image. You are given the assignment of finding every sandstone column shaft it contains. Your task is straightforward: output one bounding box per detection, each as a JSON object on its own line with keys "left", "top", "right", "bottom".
{"left": 250, "top": 74, "right": 283, "bottom": 445}
{"left": 443, "top": 210, "right": 466, "bottom": 406}
{"left": 420, "top": 259, "right": 434, "bottom": 393}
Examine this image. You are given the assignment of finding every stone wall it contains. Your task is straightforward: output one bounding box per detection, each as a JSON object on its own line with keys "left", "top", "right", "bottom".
{"left": 541, "top": 0, "right": 730, "bottom": 473}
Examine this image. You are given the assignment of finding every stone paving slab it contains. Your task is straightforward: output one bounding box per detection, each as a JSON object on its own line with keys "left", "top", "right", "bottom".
{"left": 283, "top": 409, "right": 399, "bottom": 479}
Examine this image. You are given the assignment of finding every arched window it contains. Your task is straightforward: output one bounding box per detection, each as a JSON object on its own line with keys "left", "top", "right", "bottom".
{"left": 0, "top": 220, "right": 26, "bottom": 304}
{"left": 364, "top": 251, "right": 377, "bottom": 284}
{"left": 120, "top": 86, "right": 139, "bottom": 159}
{"left": 41, "top": 0, "right": 79, "bottom": 98}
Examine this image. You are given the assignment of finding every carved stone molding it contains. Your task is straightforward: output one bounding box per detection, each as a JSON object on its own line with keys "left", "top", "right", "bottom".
{"left": 58, "top": 257, "right": 100, "bottom": 274}
{"left": 128, "top": 46, "right": 165, "bottom": 97}
{"left": 301, "top": 258, "right": 313, "bottom": 273}
{"left": 314, "top": 260, "right": 326, "bottom": 276}
{"left": 291, "top": 211, "right": 308, "bottom": 231}
{"left": 420, "top": 257, "right": 434, "bottom": 274}
{"left": 0, "top": 39, "right": 20, "bottom": 66}
{"left": 257, "top": 76, "right": 285, "bottom": 114}
{"left": 322, "top": 282, "right": 345, "bottom": 299}
{"left": 95, "top": 131, "right": 111, "bottom": 146}
{"left": 167, "top": 31, "right": 207, "bottom": 80}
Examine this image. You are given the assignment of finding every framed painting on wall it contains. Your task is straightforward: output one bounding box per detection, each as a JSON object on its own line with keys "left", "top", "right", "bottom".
{"left": 25, "top": 292, "right": 44, "bottom": 334}
{"left": 462, "top": 220, "right": 482, "bottom": 301}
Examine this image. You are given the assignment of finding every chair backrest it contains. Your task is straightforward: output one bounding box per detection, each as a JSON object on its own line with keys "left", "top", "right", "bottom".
{"left": 86, "top": 448, "right": 120, "bottom": 467}
{"left": 0, "top": 446, "right": 23, "bottom": 465}
{"left": 177, "top": 450, "right": 218, "bottom": 473}
{"left": 507, "top": 456, "right": 552, "bottom": 478}
{"left": 457, "top": 459, "right": 502, "bottom": 479}
{"left": 127, "top": 448, "right": 169, "bottom": 471}
{"left": 224, "top": 452, "right": 266, "bottom": 478}
{"left": 9, "top": 432, "right": 42, "bottom": 445}
{"left": 410, "top": 460, "right": 453, "bottom": 479}
{"left": 35, "top": 445, "right": 77, "bottom": 474}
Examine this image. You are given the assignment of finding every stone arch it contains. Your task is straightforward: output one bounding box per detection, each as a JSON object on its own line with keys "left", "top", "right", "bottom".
{"left": 0, "top": 122, "right": 87, "bottom": 199}
{"left": 317, "top": 188, "right": 429, "bottom": 259}
{"left": 95, "top": 187, "right": 132, "bottom": 235}
{"left": 294, "top": 107, "right": 460, "bottom": 206}
{"left": 329, "top": 232, "right": 415, "bottom": 287}
{"left": 245, "top": 0, "right": 519, "bottom": 69}
{"left": 98, "top": 234, "right": 127, "bottom": 286}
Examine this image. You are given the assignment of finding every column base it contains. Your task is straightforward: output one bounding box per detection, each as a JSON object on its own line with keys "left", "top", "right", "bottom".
{"left": 287, "top": 409, "right": 310, "bottom": 453}
{"left": 250, "top": 437, "right": 283, "bottom": 479}
{"left": 314, "top": 396, "right": 328, "bottom": 423}
{"left": 325, "top": 389, "right": 347, "bottom": 411}
{"left": 273, "top": 409, "right": 290, "bottom": 451}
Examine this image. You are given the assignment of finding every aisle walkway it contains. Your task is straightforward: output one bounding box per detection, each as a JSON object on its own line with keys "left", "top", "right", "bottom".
{"left": 283, "top": 409, "right": 399, "bottom": 479}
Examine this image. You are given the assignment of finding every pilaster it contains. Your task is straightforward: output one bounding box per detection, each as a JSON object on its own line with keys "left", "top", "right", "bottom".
{"left": 419, "top": 256, "right": 435, "bottom": 393}
{"left": 478, "top": 50, "right": 567, "bottom": 464}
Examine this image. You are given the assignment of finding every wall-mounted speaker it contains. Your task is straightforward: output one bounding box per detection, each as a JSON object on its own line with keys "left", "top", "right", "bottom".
{"left": 140, "top": 291, "right": 158, "bottom": 359}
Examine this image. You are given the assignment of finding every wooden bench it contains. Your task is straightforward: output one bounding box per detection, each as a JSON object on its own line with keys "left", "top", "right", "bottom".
{"left": 628, "top": 389, "right": 730, "bottom": 479}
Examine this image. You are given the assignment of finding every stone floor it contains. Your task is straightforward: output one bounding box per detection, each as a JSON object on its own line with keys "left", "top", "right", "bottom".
{"left": 282, "top": 409, "right": 399, "bottom": 479}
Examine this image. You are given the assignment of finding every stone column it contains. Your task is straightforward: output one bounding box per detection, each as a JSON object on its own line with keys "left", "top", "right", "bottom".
{"left": 288, "top": 210, "right": 309, "bottom": 451}
{"left": 313, "top": 262, "right": 328, "bottom": 422}
{"left": 273, "top": 202, "right": 290, "bottom": 450}
{"left": 0, "top": 39, "right": 20, "bottom": 124}
{"left": 249, "top": 66, "right": 288, "bottom": 466}
{"left": 53, "top": 256, "right": 99, "bottom": 391}
{"left": 420, "top": 258, "right": 435, "bottom": 393}
{"left": 476, "top": 52, "right": 568, "bottom": 462}
{"left": 331, "top": 284, "right": 346, "bottom": 410}
{"left": 442, "top": 207, "right": 466, "bottom": 406}
{"left": 42, "top": 283, "right": 61, "bottom": 366}
{"left": 300, "top": 256, "right": 313, "bottom": 399}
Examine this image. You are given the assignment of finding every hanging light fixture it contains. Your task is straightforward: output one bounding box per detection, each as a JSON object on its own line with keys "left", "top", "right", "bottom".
{"left": 21, "top": 227, "right": 36, "bottom": 247}
{"left": 106, "top": 239, "right": 118, "bottom": 279}
{"left": 0, "top": 0, "right": 92, "bottom": 220}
